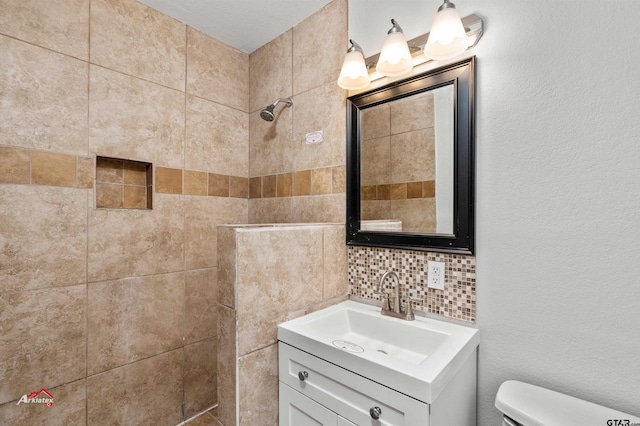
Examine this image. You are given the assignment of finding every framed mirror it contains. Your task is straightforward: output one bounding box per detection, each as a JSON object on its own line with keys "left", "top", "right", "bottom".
{"left": 346, "top": 57, "right": 475, "bottom": 254}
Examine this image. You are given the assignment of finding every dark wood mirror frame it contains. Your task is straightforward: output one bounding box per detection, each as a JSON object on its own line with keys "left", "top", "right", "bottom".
{"left": 346, "top": 56, "right": 475, "bottom": 255}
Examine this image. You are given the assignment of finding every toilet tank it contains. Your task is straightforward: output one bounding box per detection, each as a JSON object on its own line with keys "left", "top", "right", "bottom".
{"left": 495, "top": 380, "right": 640, "bottom": 426}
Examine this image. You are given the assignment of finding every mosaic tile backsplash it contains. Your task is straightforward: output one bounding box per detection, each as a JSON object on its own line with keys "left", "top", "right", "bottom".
{"left": 348, "top": 246, "right": 476, "bottom": 323}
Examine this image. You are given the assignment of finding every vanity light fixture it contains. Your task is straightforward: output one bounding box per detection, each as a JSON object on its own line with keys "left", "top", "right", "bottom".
{"left": 337, "top": 3, "right": 484, "bottom": 91}
{"left": 423, "top": 0, "right": 469, "bottom": 60}
{"left": 375, "top": 19, "right": 413, "bottom": 77}
{"left": 337, "top": 39, "right": 371, "bottom": 90}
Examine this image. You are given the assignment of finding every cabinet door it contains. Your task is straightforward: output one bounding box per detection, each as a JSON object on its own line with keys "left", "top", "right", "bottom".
{"left": 279, "top": 382, "right": 337, "bottom": 426}
{"left": 337, "top": 416, "right": 357, "bottom": 426}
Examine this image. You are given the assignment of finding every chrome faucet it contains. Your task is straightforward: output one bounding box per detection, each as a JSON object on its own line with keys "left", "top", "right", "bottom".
{"left": 376, "top": 270, "right": 416, "bottom": 321}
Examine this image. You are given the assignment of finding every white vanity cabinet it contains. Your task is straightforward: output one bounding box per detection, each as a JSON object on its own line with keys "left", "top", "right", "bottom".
{"left": 279, "top": 342, "right": 430, "bottom": 426}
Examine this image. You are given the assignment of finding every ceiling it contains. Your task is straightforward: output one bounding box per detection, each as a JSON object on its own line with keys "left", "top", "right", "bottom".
{"left": 137, "top": 0, "right": 334, "bottom": 54}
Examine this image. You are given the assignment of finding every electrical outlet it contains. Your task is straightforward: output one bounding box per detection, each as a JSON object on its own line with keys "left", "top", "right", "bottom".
{"left": 427, "top": 261, "right": 445, "bottom": 290}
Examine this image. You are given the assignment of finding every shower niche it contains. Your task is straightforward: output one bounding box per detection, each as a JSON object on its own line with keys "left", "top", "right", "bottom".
{"left": 95, "top": 156, "right": 153, "bottom": 209}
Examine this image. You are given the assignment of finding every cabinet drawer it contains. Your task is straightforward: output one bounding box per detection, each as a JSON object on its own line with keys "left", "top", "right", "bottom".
{"left": 279, "top": 342, "right": 429, "bottom": 426}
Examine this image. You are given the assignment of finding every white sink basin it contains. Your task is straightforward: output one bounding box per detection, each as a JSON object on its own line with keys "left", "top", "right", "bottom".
{"left": 278, "top": 300, "right": 479, "bottom": 404}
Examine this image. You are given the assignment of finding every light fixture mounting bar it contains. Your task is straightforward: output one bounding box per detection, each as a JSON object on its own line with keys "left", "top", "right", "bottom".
{"left": 363, "top": 13, "right": 483, "bottom": 71}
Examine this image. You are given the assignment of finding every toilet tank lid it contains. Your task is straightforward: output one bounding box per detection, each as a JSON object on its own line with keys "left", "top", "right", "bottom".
{"left": 495, "top": 380, "right": 640, "bottom": 426}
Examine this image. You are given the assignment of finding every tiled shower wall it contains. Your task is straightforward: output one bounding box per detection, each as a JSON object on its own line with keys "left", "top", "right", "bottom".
{"left": 247, "top": 0, "right": 348, "bottom": 223}
{"left": 0, "top": 0, "right": 249, "bottom": 423}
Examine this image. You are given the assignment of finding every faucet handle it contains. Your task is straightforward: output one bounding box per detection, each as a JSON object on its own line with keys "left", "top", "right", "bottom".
{"left": 374, "top": 290, "right": 392, "bottom": 311}
{"left": 405, "top": 298, "right": 422, "bottom": 320}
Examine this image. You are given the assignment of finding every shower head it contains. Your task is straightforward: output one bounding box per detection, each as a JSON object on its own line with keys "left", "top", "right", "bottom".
{"left": 259, "top": 97, "right": 293, "bottom": 122}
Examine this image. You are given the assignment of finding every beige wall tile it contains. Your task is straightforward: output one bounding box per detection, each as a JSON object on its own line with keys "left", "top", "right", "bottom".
{"left": 236, "top": 227, "right": 323, "bottom": 355}
{"left": 230, "top": 176, "right": 249, "bottom": 199}
{"left": 407, "top": 181, "right": 423, "bottom": 199}
{"left": 292, "top": 0, "right": 347, "bottom": 95}
{"left": 0, "top": 379, "right": 86, "bottom": 425}
{"left": 185, "top": 268, "right": 218, "bottom": 344}
{"left": 390, "top": 90, "right": 435, "bottom": 135}
{"left": 0, "top": 186, "right": 87, "bottom": 291}
{"left": 90, "top": 0, "right": 186, "bottom": 90}
{"left": 424, "top": 180, "right": 436, "bottom": 198}
{"left": 87, "top": 272, "right": 185, "bottom": 375}
{"left": 361, "top": 135, "right": 390, "bottom": 187}
{"left": 391, "top": 129, "right": 435, "bottom": 182}
{"left": 377, "top": 184, "right": 390, "bottom": 200}
{"left": 361, "top": 200, "right": 391, "bottom": 221}
{"left": 89, "top": 65, "right": 185, "bottom": 169}
{"left": 293, "top": 169, "right": 311, "bottom": 196}
{"left": 88, "top": 193, "right": 184, "bottom": 282}
{"left": 291, "top": 194, "right": 345, "bottom": 223}
{"left": 249, "top": 30, "right": 293, "bottom": 113}
{"left": 185, "top": 170, "right": 208, "bottom": 196}
{"left": 184, "top": 338, "right": 217, "bottom": 417}
{"left": 249, "top": 108, "right": 293, "bottom": 177}
{"left": 217, "top": 227, "right": 237, "bottom": 309}
{"left": 238, "top": 344, "right": 278, "bottom": 426}
{"left": 361, "top": 103, "right": 391, "bottom": 141}
{"left": 123, "top": 161, "right": 148, "bottom": 185}
{"left": 156, "top": 166, "right": 183, "bottom": 194}
{"left": 276, "top": 173, "right": 293, "bottom": 197}
{"left": 248, "top": 197, "right": 293, "bottom": 224}
{"left": 390, "top": 183, "right": 407, "bottom": 200}
{"left": 96, "top": 182, "right": 123, "bottom": 208}
{"left": 31, "top": 151, "right": 77, "bottom": 187}
{"left": 361, "top": 185, "right": 376, "bottom": 201}
{"left": 332, "top": 165, "right": 346, "bottom": 194}
{"left": 216, "top": 304, "right": 236, "bottom": 426}
{"left": 208, "top": 173, "right": 229, "bottom": 197}
{"left": 186, "top": 95, "right": 249, "bottom": 177}
{"left": 0, "top": 36, "right": 88, "bottom": 155}
{"left": 0, "top": 146, "right": 30, "bottom": 184}
{"left": 292, "top": 82, "right": 346, "bottom": 171}
{"left": 323, "top": 226, "right": 348, "bottom": 299}
{"left": 261, "top": 174, "right": 276, "bottom": 198}
{"left": 96, "top": 157, "right": 123, "bottom": 183}
{"left": 187, "top": 27, "right": 249, "bottom": 112}
{"left": 391, "top": 198, "right": 436, "bottom": 233}
{"left": 0, "top": 0, "right": 89, "bottom": 60}
{"left": 87, "top": 349, "right": 183, "bottom": 426}
{"left": 249, "top": 177, "right": 261, "bottom": 199}
{"left": 123, "top": 185, "right": 147, "bottom": 209}
{"left": 184, "top": 197, "right": 248, "bottom": 271}
{"left": 0, "top": 285, "right": 86, "bottom": 405}
{"left": 311, "top": 167, "right": 332, "bottom": 195}
{"left": 77, "top": 156, "right": 94, "bottom": 189}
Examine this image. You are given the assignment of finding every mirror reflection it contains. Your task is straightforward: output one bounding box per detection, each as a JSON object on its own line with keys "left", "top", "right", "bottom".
{"left": 360, "top": 85, "right": 454, "bottom": 234}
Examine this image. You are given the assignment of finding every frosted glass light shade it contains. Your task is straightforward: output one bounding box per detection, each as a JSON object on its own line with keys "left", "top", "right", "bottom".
{"left": 424, "top": 6, "right": 469, "bottom": 60}
{"left": 376, "top": 31, "right": 413, "bottom": 77}
{"left": 338, "top": 50, "right": 370, "bottom": 90}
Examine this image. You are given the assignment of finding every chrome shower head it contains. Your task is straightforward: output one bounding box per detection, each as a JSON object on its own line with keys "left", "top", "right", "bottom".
{"left": 260, "top": 105, "right": 275, "bottom": 122}
{"left": 259, "top": 97, "right": 293, "bottom": 122}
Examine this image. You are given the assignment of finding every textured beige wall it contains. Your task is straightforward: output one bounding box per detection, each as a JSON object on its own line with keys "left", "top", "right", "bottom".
{"left": 0, "top": 0, "right": 249, "bottom": 423}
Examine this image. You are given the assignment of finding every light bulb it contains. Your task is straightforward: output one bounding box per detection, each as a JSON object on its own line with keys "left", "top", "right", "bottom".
{"left": 338, "top": 40, "right": 370, "bottom": 90}
{"left": 376, "top": 19, "right": 413, "bottom": 77}
{"left": 424, "top": 1, "right": 469, "bottom": 60}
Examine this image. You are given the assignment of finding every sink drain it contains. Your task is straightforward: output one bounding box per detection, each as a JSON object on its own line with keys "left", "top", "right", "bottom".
{"left": 332, "top": 340, "right": 364, "bottom": 353}
{"left": 377, "top": 349, "right": 388, "bottom": 355}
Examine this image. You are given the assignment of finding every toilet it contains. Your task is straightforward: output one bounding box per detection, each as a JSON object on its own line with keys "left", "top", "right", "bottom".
{"left": 495, "top": 380, "right": 640, "bottom": 426}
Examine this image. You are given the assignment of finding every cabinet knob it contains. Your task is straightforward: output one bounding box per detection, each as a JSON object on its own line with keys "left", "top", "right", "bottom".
{"left": 369, "top": 406, "right": 382, "bottom": 420}
{"left": 298, "top": 371, "right": 309, "bottom": 381}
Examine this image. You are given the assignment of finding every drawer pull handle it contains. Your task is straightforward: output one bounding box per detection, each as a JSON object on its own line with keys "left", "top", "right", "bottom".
{"left": 298, "top": 371, "right": 309, "bottom": 381}
{"left": 369, "top": 406, "right": 382, "bottom": 420}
